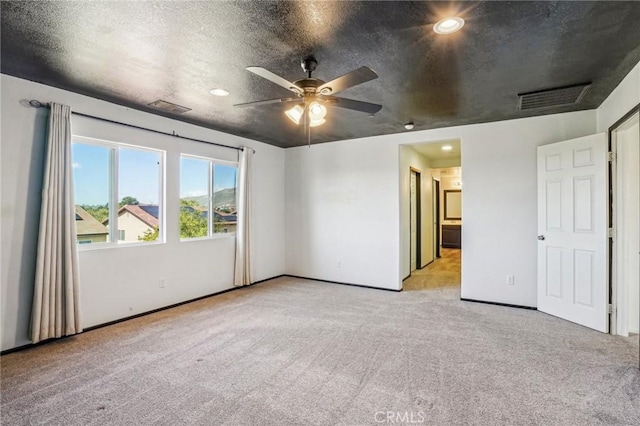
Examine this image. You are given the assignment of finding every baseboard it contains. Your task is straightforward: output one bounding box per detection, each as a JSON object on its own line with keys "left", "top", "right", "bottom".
{"left": 0, "top": 274, "right": 286, "bottom": 356}
{"left": 460, "top": 298, "right": 536, "bottom": 310}
{"left": 252, "top": 274, "right": 287, "bottom": 285}
{"left": 0, "top": 336, "right": 74, "bottom": 356}
{"left": 284, "top": 274, "right": 402, "bottom": 292}
{"left": 419, "top": 259, "right": 434, "bottom": 270}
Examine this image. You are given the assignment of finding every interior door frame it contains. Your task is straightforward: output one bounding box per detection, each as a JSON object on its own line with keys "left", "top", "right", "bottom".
{"left": 607, "top": 103, "right": 640, "bottom": 367}
{"left": 410, "top": 167, "right": 422, "bottom": 272}
{"left": 433, "top": 177, "right": 441, "bottom": 258}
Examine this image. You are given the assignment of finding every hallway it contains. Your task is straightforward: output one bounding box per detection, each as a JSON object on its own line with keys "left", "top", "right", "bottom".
{"left": 403, "top": 248, "right": 461, "bottom": 291}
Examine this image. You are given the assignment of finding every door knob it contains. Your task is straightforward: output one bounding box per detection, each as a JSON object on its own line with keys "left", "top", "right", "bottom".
{"left": 537, "top": 235, "right": 545, "bottom": 241}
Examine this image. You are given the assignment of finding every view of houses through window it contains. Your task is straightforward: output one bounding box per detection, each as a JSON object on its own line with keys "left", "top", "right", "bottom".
{"left": 72, "top": 139, "right": 164, "bottom": 245}
{"left": 180, "top": 155, "right": 237, "bottom": 239}
{"left": 72, "top": 141, "right": 237, "bottom": 246}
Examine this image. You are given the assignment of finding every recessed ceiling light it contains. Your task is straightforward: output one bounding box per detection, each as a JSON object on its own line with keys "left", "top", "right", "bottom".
{"left": 442, "top": 145, "right": 453, "bottom": 151}
{"left": 209, "top": 88, "right": 230, "bottom": 97}
{"left": 404, "top": 122, "right": 415, "bottom": 130}
{"left": 433, "top": 17, "right": 465, "bottom": 34}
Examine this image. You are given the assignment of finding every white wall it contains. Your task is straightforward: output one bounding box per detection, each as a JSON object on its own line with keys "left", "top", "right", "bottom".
{"left": 285, "top": 138, "right": 401, "bottom": 290}
{"left": 1, "top": 75, "right": 285, "bottom": 351}
{"left": 399, "top": 145, "right": 434, "bottom": 279}
{"left": 285, "top": 110, "right": 596, "bottom": 303}
{"left": 597, "top": 61, "right": 640, "bottom": 132}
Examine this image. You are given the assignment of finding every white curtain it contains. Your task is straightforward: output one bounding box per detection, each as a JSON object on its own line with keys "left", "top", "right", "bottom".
{"left": 234, "top": 147, "right": 253, "bottom": 286}
{"left": 31, "top": 103, "right": 82, "bottom": 343}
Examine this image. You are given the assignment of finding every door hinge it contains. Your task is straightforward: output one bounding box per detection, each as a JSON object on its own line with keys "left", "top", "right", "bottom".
{"left": 607, "top": 304, "right": 614, "bottom": 314}
{"left": 608, "top": 228, "right": 615, "bottom": 239}
{"left": 607, "top": 151, "right": 616, "bottom": 162}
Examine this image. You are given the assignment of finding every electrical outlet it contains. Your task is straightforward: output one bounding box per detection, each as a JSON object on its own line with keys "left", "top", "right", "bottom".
{"left": 337, "top": 261, "right": 342, "bottom": 269}
{"left": 159, "top": 278, "right": 166, "bottom": 288}
{"left": 506, "top": 275, "right": 515, "bottom": 285}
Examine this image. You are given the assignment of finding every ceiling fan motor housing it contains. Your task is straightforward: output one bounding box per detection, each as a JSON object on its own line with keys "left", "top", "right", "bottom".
{"left": 293, "top": 78, "right": 324, "bottom": 96}
{"left": 301, "top": 55, "right": 318, "bottom": 75}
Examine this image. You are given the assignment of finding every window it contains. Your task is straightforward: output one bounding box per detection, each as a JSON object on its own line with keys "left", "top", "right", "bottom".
{"left": 213, "top": 164, "right": 238, "bottom": 234}
{"left": 72, "top": 137, "right": 164, "bottom": 247}
{"left": 180, "top": 155, "right": 237, "bottom": 239}
{"left": 72, "top": 143, "right": 111, "bottom": 244}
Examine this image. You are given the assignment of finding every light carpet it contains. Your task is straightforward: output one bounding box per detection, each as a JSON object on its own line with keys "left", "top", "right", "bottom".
{"left": 1, "top": 277, "right": 639, "bottom": 425}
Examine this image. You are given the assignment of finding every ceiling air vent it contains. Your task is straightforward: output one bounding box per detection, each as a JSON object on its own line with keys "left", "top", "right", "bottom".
{"left": 148, "top": 99, "right": 191, "bottom": 114}
{"left": 518, "top": 83, "right": 590, "bottom": 111}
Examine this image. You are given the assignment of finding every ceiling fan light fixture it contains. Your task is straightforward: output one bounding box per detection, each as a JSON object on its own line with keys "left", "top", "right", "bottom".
{"left": 309, "top": 118, "right": 326, "bottom": 127}
{"left": 209, "top": 88, "right": 230, "bottom": 96}
{"left": 286, "top": 102, "right": 327, "bottom": 127}
{"left": 433, "top": 17, "right": 465, "bottom": 34}
{"left": 309, "top": 101, "right": 327, "bottom": 120}
{"left": 285, "top": 105, "right": 305, "bottom": 124}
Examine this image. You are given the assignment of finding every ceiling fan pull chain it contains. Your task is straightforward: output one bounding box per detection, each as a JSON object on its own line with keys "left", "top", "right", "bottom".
{"left": 306, "top": 103, "right": 311, "bottom": 148}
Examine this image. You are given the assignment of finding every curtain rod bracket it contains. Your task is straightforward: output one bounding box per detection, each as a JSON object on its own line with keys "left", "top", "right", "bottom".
{"left": 29, "top": 100, "right": 49, "bottom": 108}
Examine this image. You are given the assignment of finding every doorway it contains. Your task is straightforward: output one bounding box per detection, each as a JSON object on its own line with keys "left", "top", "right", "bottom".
{"left": 410, "top": 169, "right": 421, "bottom": 272}
{"left": 399, "top": 140, "right": 461, "bottom": 290}
{"left": 405, "top": 166, "right": 462, "bottom": 291}
{"left": 611, "top": 108, "right": 640, "bottom": 337}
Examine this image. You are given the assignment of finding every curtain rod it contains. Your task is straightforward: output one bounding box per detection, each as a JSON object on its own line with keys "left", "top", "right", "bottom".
{"left": 28, "top": 100, "right": 251, "bottom": 153}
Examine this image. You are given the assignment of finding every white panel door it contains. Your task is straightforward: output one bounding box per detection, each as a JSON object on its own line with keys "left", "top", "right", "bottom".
{"left": 410, "top": 172, "right": 417, "bottom": 272}
{"left": 537, "top": 133, "right": 608, "bottom": 332}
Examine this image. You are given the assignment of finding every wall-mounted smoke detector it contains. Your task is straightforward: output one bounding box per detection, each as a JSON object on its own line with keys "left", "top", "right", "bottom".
{"left": 148, "top": 99, "right": 192, "bottom": 114}
{"left": 518, "top": 83, "right": 591, "bottom": 111}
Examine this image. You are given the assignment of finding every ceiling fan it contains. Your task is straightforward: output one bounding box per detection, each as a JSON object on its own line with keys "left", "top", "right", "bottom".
{"left": 234, "top": 56, "right": 382, "bottom": 127}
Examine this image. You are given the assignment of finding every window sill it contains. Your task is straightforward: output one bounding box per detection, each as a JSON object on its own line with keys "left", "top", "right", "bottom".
{"left": 180, "top": 233, "right": 236, "bottom": 243}
{"left": 77, "top": 240, "right": 165, "bottom": 251}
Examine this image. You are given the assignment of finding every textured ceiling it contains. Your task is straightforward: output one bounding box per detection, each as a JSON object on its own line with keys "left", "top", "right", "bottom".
{"left": 410, "top": 140, "right": 461, "bottom": 165}
{"left": 2, "top": 1, "right": 640, "bottom": 148}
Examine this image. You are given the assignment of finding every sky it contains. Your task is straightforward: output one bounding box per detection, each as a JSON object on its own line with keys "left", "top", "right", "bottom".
{"left": 72, "top": 143, "right": 237, "bottom": 206}
{"left": 180, "top": 157, "right": 237, "bottom": 198}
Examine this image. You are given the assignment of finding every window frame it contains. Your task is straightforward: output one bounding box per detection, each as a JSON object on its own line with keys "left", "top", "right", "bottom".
{"left": 72, "top": 135, "right": 166, "bottom": 250}
{"left": 179, "top": 153, "right": 238, "bottom": 242}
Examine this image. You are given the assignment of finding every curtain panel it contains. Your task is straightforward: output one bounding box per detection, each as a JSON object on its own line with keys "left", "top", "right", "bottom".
{"left": 31, "top": 103, "right": 82, "bottom": 343}
{"left": 234, "top": 147, "right": 253, "bottom": 286}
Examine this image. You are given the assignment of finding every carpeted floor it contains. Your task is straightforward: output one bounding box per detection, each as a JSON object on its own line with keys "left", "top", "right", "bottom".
{"left": 1, "top": 277, "right": 639, "bottom": 425}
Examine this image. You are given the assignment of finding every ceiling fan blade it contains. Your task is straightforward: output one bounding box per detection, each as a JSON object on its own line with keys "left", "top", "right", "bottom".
{"left": 233, "top": 97, "right": 302, "bottom": 108}
{"left": 328, "top": 96, "right": 382, "bottom": 114}
{"left": 318, "top": 66, "right": 378, "bottom": 95}
{"left": 246, "top": 67, "right": 301, "bottom": 94}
